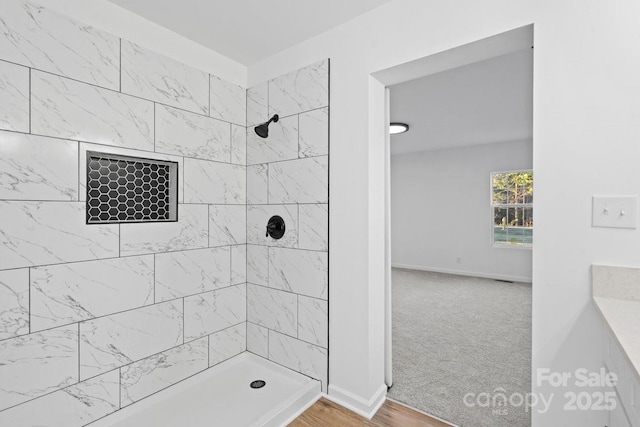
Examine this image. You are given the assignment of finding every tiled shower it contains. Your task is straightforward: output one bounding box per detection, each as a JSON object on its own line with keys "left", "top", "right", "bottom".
{"left": 0, "top": 1, "right": 329, "bottom": 425}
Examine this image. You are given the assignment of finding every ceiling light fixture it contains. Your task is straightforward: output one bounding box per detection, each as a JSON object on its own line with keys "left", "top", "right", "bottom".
{"left": 389, "top": 122, "right": 409, "bottom": 135}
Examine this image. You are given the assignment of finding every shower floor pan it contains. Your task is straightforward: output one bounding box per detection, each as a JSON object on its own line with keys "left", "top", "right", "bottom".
{"left": 90, "top": 352, "right": 321, "bottom": 427}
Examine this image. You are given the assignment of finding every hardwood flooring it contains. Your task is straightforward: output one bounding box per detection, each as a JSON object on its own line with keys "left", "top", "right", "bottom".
{"left": 289, "top": 398, "right": 453, "bottom": 427}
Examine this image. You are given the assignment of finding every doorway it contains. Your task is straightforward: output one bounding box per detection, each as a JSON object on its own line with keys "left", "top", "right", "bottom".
{"left": 376, "top": 25, "right": 534, "bottom": 427}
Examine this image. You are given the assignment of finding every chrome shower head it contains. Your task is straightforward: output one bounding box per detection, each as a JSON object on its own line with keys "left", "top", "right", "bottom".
{"left": 254, "top": 114, "right": 279, "bottom": 138}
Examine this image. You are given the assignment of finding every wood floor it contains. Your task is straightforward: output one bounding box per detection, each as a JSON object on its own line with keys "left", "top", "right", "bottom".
{"left": 289, "top": 398, "right": 453, "bottom": 427}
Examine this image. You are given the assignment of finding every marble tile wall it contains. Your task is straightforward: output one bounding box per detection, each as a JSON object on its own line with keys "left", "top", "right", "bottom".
{"left": 0, "top": 1, "right": 248, "bottom": 423}
{"left": 245, "top": 59, "right": 329, "bottom": 391}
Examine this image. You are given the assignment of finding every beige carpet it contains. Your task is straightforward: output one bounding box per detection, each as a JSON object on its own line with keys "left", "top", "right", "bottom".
{"left": 388, "top": 268, "right": 532, "bottom": 427}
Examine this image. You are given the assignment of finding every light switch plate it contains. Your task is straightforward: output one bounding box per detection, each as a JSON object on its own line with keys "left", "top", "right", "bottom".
{"left": 592, "top": 196, "right": 638, "bottom": 229}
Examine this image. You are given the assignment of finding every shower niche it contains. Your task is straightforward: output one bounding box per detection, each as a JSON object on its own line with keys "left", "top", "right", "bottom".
{"left": 86, "top": 151, "right": 179, "bottom": 224}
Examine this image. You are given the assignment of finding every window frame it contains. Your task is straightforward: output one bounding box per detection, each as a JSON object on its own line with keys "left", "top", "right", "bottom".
{"left": 490, "top": 169, "right": 533, "bottom": 249}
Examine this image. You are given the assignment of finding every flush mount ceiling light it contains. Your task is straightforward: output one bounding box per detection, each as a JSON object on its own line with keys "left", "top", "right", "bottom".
{"left": 389, "top": 122, "right": 409, "bottom": 135}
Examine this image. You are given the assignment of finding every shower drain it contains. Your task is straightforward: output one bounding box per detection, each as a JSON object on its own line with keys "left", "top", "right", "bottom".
{"left": 250, "top": 380, "right": 266, "bottom": 389}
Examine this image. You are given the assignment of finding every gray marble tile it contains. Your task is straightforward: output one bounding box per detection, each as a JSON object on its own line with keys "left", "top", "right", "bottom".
{"left": 80, "top": 300, "right": 183, "bottom": 380}
{"left": 0, "top": 325, "right": 78, "bottom": 411}
{"left": 30, "top": 256, "right": 154, "bottom": 332}
{"left": 268, "top": 330, "right": 327, "bottom": 392}
{"left": 247, "top": 164, "right": 268, "bottom": 205}
{"left": 121, "top": 40, "right": 208, "bottom": 115}
{"left": 0, "top": 60, "right": 29, "bottom": 132}
{"left": 31, "top": 71, "right": 154, "bottom": 151}
{"left": 78, "top": 142, "right": 184, "bottom": 203}
{"left": 0, "top": 201, "right": 119, "bottom": 270}
{"left": 120, "top": 204, "right": 209, "bottom": 256}
{"left": 184, "top": 158, "right": 245, "bottom": 204}
{"left": 247, "top": 322, "right": 268, "bottom": 359}
{"left": 299, "top": 204, "right": 328, "bottom": 251}
{"left": 231, "top": 124, "right": 247, "bottom": 165}
{"left": 210, "top": 75, "right": 246, "bottom": 126}
{"left": 155, "top": 104, "right": 230, "bottom": 162}
{"left": 155, "top": 247, "right": 230, "bottom": 302}
{"left": 0, "top": 132, "right": 78, "bottom": 201}
{"left": 247, "top": 245, "right": 269, "bottom": 287}
{"left": 231, "top": 245, "right": 247, "bottom": 285}
{"left": 0, "top": 0, "right": 120, "bottom": 89}
{"left": 0, "top": 369, "right": 119, "bottom": 427}
{"left": 0, "top": 269, "right": 29, "bottom": 341}
{"left": 120, "top": 337, "right": 208, "bottom": 407}
{"left": 247, "top": 284, "right": 297, "bottom": 337}
{"left": 247, "top": 204, "right": 298, "bottom": 248}
{"left": 268, "top": 156, "right": 328, "bottom": 204}
{"left": 268, "top": 60, "right": 329, "bottom": 118}
{"left": 298, "top": 296, "right": 328, "bottom": 348}
{"left": 246, "top": 82, "right": 268, "bottom": 127}
{"left": 208, "top": 323, "right": 246, "bottom": 366}
{"left": 247, "top": 114, "right": 298, "bottom": 165}
{"left": 209, "top": 205, "right": 246, "bottom": 246}
{"left": 299, "top": 107, "right": 329, "bottom": 158}
{"left": 184, "top": 284, "right": 246, "bottom": 341}
{"left": 269, "top": 247, "right": 328, "bottom": 300}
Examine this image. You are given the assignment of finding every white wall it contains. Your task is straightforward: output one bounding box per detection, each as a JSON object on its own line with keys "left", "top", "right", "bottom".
{"left": 249, "top": 0, "right": 640, "bottom": 425}
{"left": 391, "top": 140, "right": 533, "bottom": 282}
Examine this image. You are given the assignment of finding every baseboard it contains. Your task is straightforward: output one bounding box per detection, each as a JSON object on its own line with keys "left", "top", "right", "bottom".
{"left": 325, "top": 383, "right": 387, "bottom": 419}
{"left": 391, "top": 263, "right": 532, "bottom": 283}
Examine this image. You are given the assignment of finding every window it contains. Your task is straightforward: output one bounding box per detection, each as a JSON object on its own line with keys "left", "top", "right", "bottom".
{"left": 86, "top": 152, "right": 178, "bottom": 224}
{"left": 491, "top": 170, "right": 533, "bottom": 247}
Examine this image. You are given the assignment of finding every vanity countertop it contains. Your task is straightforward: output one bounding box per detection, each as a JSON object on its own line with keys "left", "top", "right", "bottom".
{"left": 592, "top": 264, "right": 640, "bottom": 379}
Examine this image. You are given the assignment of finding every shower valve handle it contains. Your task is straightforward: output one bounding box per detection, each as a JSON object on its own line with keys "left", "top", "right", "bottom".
{"left": 265, "top": 215, "right": 286, "bottom": 240}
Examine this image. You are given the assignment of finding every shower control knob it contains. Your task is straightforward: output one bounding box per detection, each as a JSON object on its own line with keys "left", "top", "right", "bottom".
{"left": 266, "top": 215, "right": 286, "bottom": 240}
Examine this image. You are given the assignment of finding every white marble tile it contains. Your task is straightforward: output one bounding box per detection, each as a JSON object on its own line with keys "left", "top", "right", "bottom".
{"left": 30, "top": 256, "right": 154, "bottom": 332}
{"left": 184, "top": 284, "right": 246, "bottom": 341}
{"left": 120, "top": 204, "right": 209, "bottom": 256}
{"left": 0, "top": 325, "right": 78, "bottom": 411}
{"left": 155, "top": 104, "right": 230, "bottom": 162}
{"left": 247, "top": 204, "right": 298, "bottom": 248}
{"left": 208, "top": 323, "right": 246, "bottom": 366}
{"left": 298, "top": 296, "right": 328, "bottom": 348}
{"left": 0, "top": 132, "right": 78, "bottom": 201}
{"left": 247, "top": 245, "right": 269, "bottom": 287}
{"left": 0, "top": 0, "right": 120, "bottom": 89}
{"left": 0, "top": 370, "right": 119, "bottom": 427}
{"left": 268, "top": 330, "right": 328, "bottom": 392}
{"left": 210, "top": 75, "right": 246, "bottom": 126}
{"left": 155, "top": 247, "right": 230, "bottom": 302}
{"left": 120, "top": 337, "right": 208, "bottom": 407}
{"left": 299, "top": 204, "right": 328, "bottom": 251}
{"left": 0, "top": 60, "right": 29, "bottom": 132}
{"left": 247, "top": 114, "right": 298, "bottom": 165}
{"left": 269, "top": 248, "right": 328, "bottom": 300}
{"left": 80, "top": 300, "right": 183, "bottom": 380}
{"left": 31, "top": 71, "right": 154, "bottom": 151}
{"left": 183, "top": 158, "right": 246, "bottom": 204}
{"left": 247, "top": 164, "right": 268, "bottom": 205}
{"left": 299, "top": 107, "right": 329, "bottom": 158}
{"left": 209, "top": 205, "right": 246, "bottom": 246}
{"left": 121, "top": 40, "right": 208, "bottom": 115}
{"left": 231, "top": 245, "right": 247, "bottom": 285}
{"left": 247, "top": 322, "right": 268, "bottom": 359}
{"left": 0, "top": 201, "right": 119, "bottom": 270}
{"left": 247, "top": 82, "right": 268, "bottom": 126}
{"left": 268, "top": 60, "right": 329, "bottom": 118}
{"left": 231, "top": 124, "right": 247, "bottom": 165}
{"left": 247, "top": 284, "right": 297, "bottom": 337}
{"left": 0, "top": 269, "right": 29, "bottom": 341}
{"left": 78, "top": 141, "right": 184, "bottom": 203}
{"left": 269, "top": 156, "right": 328, "bottom": 204}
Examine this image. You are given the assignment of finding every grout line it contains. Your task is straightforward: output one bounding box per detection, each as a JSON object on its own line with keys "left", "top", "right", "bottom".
{"left": 153, "top": 254, "right": 156, "bottom": 303}
{"left": 119, "top": 38, "right": 122, "bottom": 92}
{"left": 118, "top": 367, "right": 122, "bottom": 409}
{"left": 77, "top": 322, "right": 81, "bottom": 381}
{"left": 28, "top": 67, "right": 31, "bottom": 134}
{"left": 27, "top": 268, "right": 31, "bottom": 334}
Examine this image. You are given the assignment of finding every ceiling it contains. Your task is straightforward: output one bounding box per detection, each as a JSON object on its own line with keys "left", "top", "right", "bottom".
{"left": 390, "top": 48, "right": 533, "bottom": 155}
{"left": 106, "top": 0, "right": 390, "bottom": 65}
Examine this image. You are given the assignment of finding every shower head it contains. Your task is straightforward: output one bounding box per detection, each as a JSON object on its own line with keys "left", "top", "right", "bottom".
{"left": 254, "top": 114, "right": 279, "bottom": 138}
